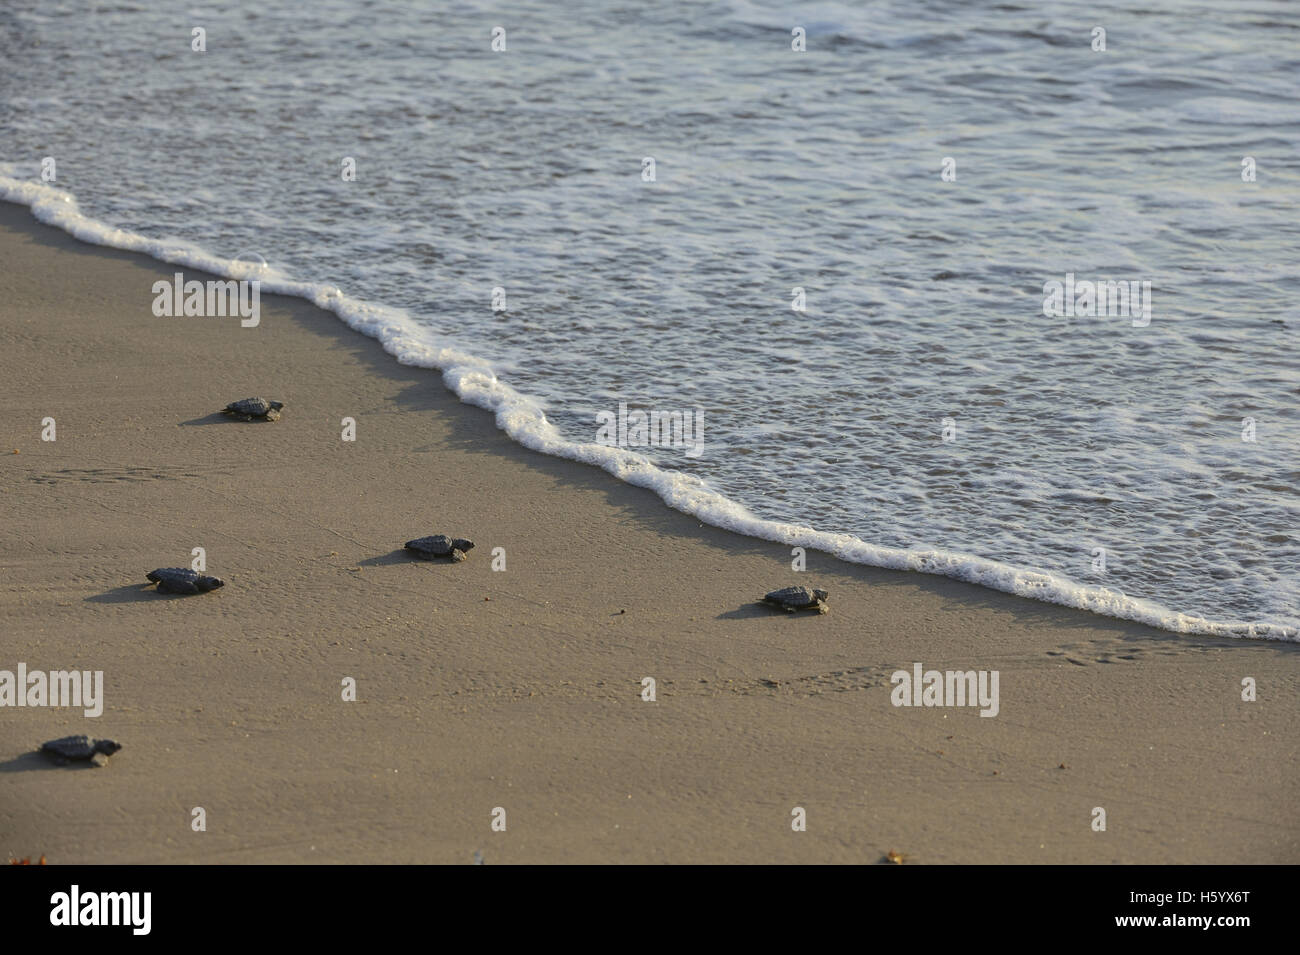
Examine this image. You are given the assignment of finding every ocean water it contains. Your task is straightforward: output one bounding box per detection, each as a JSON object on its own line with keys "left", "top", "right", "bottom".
{"left": 2, "top": 0, "right": 1297, "bottom": 639}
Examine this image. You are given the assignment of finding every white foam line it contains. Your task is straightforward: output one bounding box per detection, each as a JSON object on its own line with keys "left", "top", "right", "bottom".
{"left": 3, "top": 174, "right": 1294, "bottom": 642}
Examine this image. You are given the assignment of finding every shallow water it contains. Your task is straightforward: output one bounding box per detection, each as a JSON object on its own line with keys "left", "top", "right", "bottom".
{"left": 2, "top": 0, "right": 1297, "bottom": 637}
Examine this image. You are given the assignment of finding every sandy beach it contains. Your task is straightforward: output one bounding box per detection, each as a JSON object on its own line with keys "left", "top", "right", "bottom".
{"left": 1, "top": 200, "right": 1296, "bottom": 864}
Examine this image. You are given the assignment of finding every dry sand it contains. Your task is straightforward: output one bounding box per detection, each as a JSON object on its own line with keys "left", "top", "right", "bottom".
{"left": 1, "top": 200, "right": 1296, "bottom": 863}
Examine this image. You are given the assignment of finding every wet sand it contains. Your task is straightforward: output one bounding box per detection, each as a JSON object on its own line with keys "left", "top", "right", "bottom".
{"left": 1, "top": 200, "right": 1296, "bottom": 863}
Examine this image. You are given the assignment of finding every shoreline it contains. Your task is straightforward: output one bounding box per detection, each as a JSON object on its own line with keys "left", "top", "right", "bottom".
{"left": 1, "top": 199, "right": 1296, "bottom": 863}
{"left": 2, "top": 179, "right": 1290, "bottom": 644}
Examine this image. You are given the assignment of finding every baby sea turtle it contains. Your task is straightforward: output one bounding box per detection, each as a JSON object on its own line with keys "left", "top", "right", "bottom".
{"left": 221, "top": 397, "right": 283, "bottom": 421}
{"left": 146, "top": 567, "right": 225, "bottom": 594}
{"left": 761, "top": 586, "right": 829, "bottom": 614}
{"left": 405, "top": 535, "right": 475, "bottom": 562}
{"left": 40, "top": 735, "right": 121, "bottom": 767}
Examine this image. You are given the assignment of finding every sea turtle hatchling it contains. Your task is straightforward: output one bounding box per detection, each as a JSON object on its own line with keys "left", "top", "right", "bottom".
{"left": 146, "top": 567, "right": 225, "bottom": 594}
{"left": 404, "top": 535, "right": 475, "bottom": 562}
{"left": 761, "top": 586, "right": 829, "bottom": 614}
{"left": 221, "top": 397, "right": 284, "bottom": 421}
{"left": 40, "top": 735, "right": 121, "bottom": 767}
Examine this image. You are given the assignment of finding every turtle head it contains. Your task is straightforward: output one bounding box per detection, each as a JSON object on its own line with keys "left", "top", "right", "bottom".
{"left": 451, "top": 538, "right": 475, "bottom": 552}
{"left": 811, "top": 589, "right": 829, "bottom": 601}
{"left": 198, "top": 575, "right": 225, "bottom": 591}
{"left": 93, "top": 739, "right": 122, "bottom": 756}
{"left": 269, "top": 401, "right": 284, "bottom": 411}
